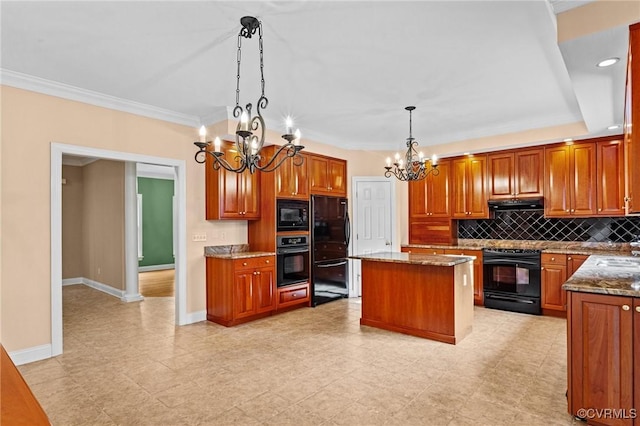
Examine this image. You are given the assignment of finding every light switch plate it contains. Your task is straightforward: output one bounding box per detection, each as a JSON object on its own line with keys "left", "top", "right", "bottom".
{"left": 192, "top": 234, "right": 207, "bottom": 242}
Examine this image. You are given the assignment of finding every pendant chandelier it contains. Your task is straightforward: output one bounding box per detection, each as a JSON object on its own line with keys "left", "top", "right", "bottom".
{"left": 194, "top": 16, "right": 304, "bottom": 174}
{"left": 384, "top": 106, "right": 439, "bottom": 181}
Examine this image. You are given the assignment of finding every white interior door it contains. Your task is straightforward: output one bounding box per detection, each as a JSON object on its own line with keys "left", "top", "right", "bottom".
{"left": 350, "top": 177, "right": 394, "bottom": 297}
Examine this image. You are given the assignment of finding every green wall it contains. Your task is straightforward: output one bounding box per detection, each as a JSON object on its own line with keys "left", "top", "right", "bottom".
{"left": 138, "top": 177, "right": 174, "bottom": 267}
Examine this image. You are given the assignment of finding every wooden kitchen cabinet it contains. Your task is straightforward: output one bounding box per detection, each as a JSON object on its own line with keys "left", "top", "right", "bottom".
{"left": 544, "top": 142, "right": 597, "bottom": 217}
{"left": 205, "top": 140, "right": 260, "bottom": 220}
{"left": 277, "top": 282, "right": 310, "bottom": 309}
{"left": 452, "top": 155, "right": 488, "bottom": 219}
{"left": 206, "top": 255, "right": 276, "bottom": 326}
{"left": 309, "top": 154, "right": 347, "bottom": 196}
{"left": 541, "top": 253, "right": 588, "bottom": 314}
{"left": 444, "top": 248, "right": 483, "bottom": 305}
{"left": 596, "top": 137, "right": 625, "bottom": 216}
{"left": 274, "top": 150, "right": 309, "bottom": 199}
{"left": 567, "top": 291, "right": 636, "bottom": 426}
{"left": 624, "top": 23, "right": 640, "bottom": 215}
{"left": 487, "top": 148, "right": 543, "bottom": 200}
{"left": 409, "top": 159, "right": 450, "bottom": 218}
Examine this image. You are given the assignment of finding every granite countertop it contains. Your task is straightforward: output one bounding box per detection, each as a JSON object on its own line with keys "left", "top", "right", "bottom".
{"left": 402, "top": 239, "right": 633, "bottom": 256}
{"left": 204, "top": 244, "right": 276, "bottom": 259}
{"left": 562, "top": 255, "right": 640, "bottom": 297}
{"left": 350, "top": 252, "right": 475, "bottom": 266}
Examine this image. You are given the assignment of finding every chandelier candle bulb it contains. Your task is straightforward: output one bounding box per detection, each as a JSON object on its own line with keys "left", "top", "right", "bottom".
{"left": 199, "top": 125, "right": 206, "bottom": 143}
{"left": 386, "top": 157, "right": 391, "bottom": 167}
{"left": 240, "top": 111, "right": 249, "bottom": 131}
{"left": 285, "top": 117, "right": 293, "bottom": 135}
{"left": 214, "top": 137, "right": 221, "bottom": 153}
{"left": 294, "top": 129, "right": 301, "bottom": 145}
{"left": 432, "top": 154, "right": 438, "bottom": 166}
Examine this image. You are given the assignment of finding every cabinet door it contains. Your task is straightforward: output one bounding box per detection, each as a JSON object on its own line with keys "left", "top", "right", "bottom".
{"left": 451, "top": 157, "right": 469, "bottom": 218}
{"left": 541, "top": 254, "right": 567, "bottom": 311}
{"left": 514, "top": 148, "right": 543, "bottom": 198}
{"left": 625, "top": 23, "right": 640, "bottom": 214}
{"left": 571, "top": 143, "right": 597, "bottom": 216}
{"left": 240, "top": 171, "right": 260, "bottom": 219}
{"left": 545, "top": 145, "right": 571, "bottom": 217}
{"left": 408, "top": 179, "right": 429, "bottom": 219}
{"left": 487, "top": 152, "right": 515, "bottom": 199}
{"left": 429, "top": 159, "right": 451, "bottom": 217}
{"left": 597, "top": 139, "right": 625, "bottom": 216}
{"left": 567, "top": 254, "right": 588, "bottom": 277}
{"left": 234, "top": 271, "right": 256, "bottom": 319}
{"left": 328, "top": 159, "right": 347, "bottom": 196}
{"left": 275, "top": 152, "right": 308, "bottom": 199}
{"left": 569, "top": 292, "right": 634, "bottom": 425}
{"left": 309, "top": 155, "right": 329, "bottom": 194}
{"left": 254, "top": 266, "right": 276, "bottom": 313}
{"left": 466, "top": 155, "right": 488, "bottom": 218}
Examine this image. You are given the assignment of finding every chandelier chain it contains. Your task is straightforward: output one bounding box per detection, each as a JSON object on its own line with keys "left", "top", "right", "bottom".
{"left": 235, "top": 34, "right": 242, "bottom": 109}
{"left": 258, "top": 22, "right": 265, "bottom": 98}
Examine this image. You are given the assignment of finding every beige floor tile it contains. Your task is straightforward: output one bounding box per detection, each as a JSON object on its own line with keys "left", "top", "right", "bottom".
{"left": 18, "top": 285, "right": 577, "bottom": 425}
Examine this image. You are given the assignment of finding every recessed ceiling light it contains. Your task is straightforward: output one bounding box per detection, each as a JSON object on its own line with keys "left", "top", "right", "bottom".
{"left": 563, "top": 138, "right": 573, "bottom": 142}
{"left": 607, "top": 124, "right": 621, "bottom": 130}
{"left": 597, "top": 57, "right": 619, "bottom": 68}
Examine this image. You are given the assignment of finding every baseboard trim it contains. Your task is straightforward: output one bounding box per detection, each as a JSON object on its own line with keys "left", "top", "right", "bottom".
{"left": 8, "top": 344, "right": 53, "bottom": 366}
{"left": 82, "top": 278, "right": 125, "bottom": 299}
{"left": 138, "top": 264, "right": 175, "bottom": 272}
{"left": 185, "top": 310, "right": 206, "bottom": 324}
{"left": 62, "top": 277, "right": 83, "bottom": 286}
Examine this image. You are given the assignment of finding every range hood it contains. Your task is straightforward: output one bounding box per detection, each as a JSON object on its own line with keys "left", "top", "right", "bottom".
{"left": 488, "top": 198, "right": 544, "bottom": 211}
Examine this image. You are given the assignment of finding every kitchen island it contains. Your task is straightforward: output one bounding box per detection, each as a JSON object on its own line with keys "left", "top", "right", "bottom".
{"left": 351, "top": 252, "right": 475, "bottom": 344}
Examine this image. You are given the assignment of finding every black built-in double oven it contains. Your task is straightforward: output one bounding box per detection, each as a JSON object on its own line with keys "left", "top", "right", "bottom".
{"left": 275, "top": 199, "right": 310, "bottom": 288}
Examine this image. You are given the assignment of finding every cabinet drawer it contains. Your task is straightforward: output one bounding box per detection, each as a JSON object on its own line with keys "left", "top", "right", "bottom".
{"left": 541, "top": 253, "right": 566, "bottom": 266}
{"left": 234, "top": 256, "right": 275, "bottom": 270}
{"left": 278, "top": 283, "right": 309, "bottom": 308}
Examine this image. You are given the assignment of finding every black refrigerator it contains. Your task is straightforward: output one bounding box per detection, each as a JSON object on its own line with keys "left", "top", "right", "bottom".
{"left": 311, "top": 195, "right": 350, "bottom": 306}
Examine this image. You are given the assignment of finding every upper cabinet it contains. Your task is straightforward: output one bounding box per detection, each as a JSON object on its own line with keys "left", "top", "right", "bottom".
{"left": 452, "top": 155, "right": 489, "bottom": 219}
{"left": 309, "top": 154, "right": 347, "bottom": 197}
{"left": 596, "top": 137, "right": 625, "bottom": 216}
{"left": 275, "top": 151, "right": 309, "bottom": 199}
{"left": 625, "top": 23, "right": 640, "bottom": 215}
{"left": 487, "top": 148, "right": 543, "bottom": 200}
{"left": 544, "top": 142, "right": 597, "bottom": 217}
{"left": 408, "top": 159, "right": 451, "bottom": 218}
{"left": 205, "top": 140, "right": 260, "bottom": 220}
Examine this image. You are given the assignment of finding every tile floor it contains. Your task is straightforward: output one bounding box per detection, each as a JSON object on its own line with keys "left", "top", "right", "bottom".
{"left": 18, "top": 285, "right": 581, "bottom": 425}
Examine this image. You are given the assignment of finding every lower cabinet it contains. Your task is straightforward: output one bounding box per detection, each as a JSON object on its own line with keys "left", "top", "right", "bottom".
{"left": 567, "top": 291, "right": 638, "bottom": 426}
{"left": 206, "top": 255, "right": 276, "bottom": 326}
{"left": 541, "top": 253, "right": 588, "bottom": 314}
{"left": 444, "top": 249, "right": 484, "bottom": 306}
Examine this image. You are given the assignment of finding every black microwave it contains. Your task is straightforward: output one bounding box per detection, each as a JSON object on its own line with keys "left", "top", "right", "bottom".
{"left": 276, "top": 199, "right": 309, "bottom": 232}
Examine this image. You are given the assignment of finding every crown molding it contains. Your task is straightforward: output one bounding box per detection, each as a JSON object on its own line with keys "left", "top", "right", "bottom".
{"left": 200, "top": 106, "right": 233, "bottom": 126}
{"left": 1, "top": 68, "right": 200, "bottom": 127}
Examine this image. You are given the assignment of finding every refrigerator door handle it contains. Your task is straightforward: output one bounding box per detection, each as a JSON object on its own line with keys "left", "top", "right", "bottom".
{"left": 345, "top": 211, "right": 351, "bottom": 246}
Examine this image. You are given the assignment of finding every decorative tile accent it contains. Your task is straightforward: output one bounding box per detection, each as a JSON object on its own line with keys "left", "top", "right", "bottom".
{"left": 458, "top": 211, "right": 640, "bottom": 243}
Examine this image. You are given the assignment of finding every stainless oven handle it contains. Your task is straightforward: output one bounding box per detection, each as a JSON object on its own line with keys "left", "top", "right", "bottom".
{"left": 277, "top": 247, "right": 310, "bottom": 254}
{"left": 317, "top": 261, "right": 347, "bottom": 268}
{"left": 485, "top": 294, "right": 535, "bottom": 304}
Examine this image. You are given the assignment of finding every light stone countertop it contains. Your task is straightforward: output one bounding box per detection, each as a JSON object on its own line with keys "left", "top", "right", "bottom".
{"left": 204, "top": 244, "right": 275, "bottom": 259}
{"left": 562, "top": 255, "right": 640, "bottom": 297}
{"left": 350, "top": 252, "right": 475, "bottom": 267}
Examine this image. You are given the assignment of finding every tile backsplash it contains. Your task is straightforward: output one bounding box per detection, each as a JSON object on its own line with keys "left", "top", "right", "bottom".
{"left": 458, "top": 210, "right": 640, "bottom": 243}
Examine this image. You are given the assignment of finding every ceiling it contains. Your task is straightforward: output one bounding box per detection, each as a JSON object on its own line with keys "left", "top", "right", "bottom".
{"left": 1, "top": 1, "right": 636, "bottom": 155}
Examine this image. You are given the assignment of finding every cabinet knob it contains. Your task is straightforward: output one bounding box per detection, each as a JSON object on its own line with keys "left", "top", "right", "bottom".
{"left": 265, "top": 260, "right": 270, "bottom": 263}
{"left": 256, "top": 271, "right": 261, "bottom": 275}
{"left": 598, "top": 208, "right": 602, "bottom": 212}
{"left": 541, "top": 266, "right": 544, "bottom": 270}
{"left": 571, "top": 209, "right": 575, "bottom": 213}
{"left": 622, "top": 305, "right": 630, "bottom": 311}
{"left": 292, "top": 293, "right": 297, "bottom": 297}
{"left": 243, "top": 262, "right": 248, "bottom": 266}
{"left": 636, "top": 306, "right": 640, "bottom": 313}
{"left": 551, "top": 257, "right": 555, "bottom": 261}
{"left": 568, "top": 257, "right": 572, "bottom": 260}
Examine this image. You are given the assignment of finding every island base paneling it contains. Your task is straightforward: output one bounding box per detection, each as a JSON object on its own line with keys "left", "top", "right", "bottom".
{"left": 360, "top": 259, "right": 473, "bottom": 344}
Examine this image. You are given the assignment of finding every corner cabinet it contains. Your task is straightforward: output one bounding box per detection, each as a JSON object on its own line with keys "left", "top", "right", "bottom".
{"left": 487, "top": 148, "right": 543, "bottom": 200}
{"left": 567, "top": 291, "right": 638, "bottom": 426}
{"left": 624, "top": 23, "right": 640, "bottom": 215}
{"left": 205, "top": 140, "right": 260, "bottom": 220}
{"left": 206, "top": 255, "right": 276, "bottom": 326}
{"left": 544, "top": 142, "right": 597, "bottom": 217}
{"left": 452, "top": 155, "right": 489, "bottom": 219}
{"left": 309, "top": 154, "right": 347, "bottom": 197}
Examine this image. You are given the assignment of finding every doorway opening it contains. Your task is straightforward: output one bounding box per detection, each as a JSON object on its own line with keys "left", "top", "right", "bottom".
{"left": 52, "top": 143, "right": 188, "bottom": 357}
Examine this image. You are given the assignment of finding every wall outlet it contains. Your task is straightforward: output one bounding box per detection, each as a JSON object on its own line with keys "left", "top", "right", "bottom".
{"left": 192, "top": 234, "right": 207, "bottom": 242}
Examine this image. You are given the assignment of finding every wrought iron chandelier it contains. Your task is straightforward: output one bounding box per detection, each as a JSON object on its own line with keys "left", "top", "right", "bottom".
{"left": 194, "top": 16, "right": 304, "bottom": 174}
{"left": 384, "top": 106, "right": 439, "bottom": 181}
